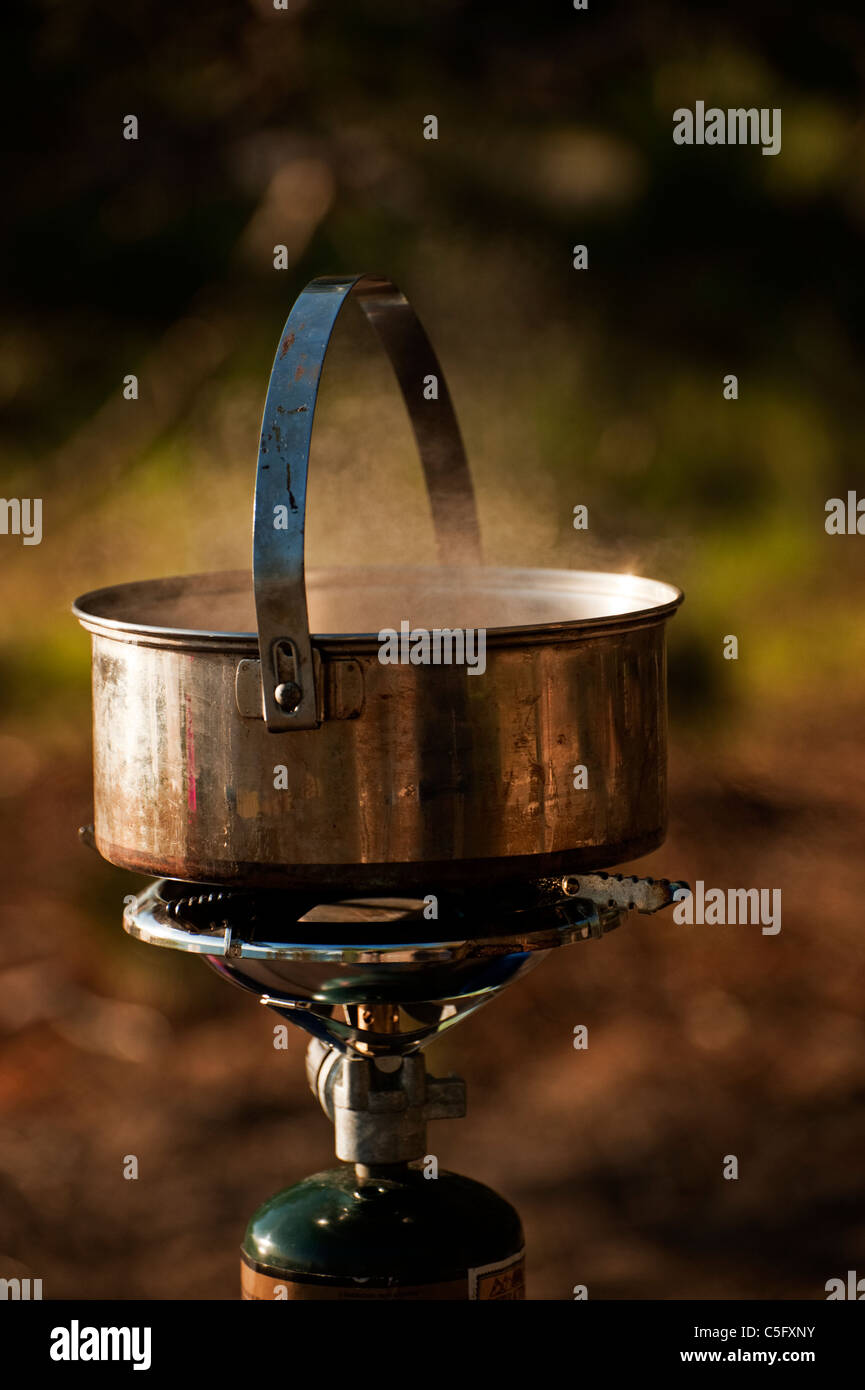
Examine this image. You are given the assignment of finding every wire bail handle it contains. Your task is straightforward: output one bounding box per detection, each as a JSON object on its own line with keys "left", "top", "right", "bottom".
{"left": 253, "top": 273, "right": 482, "bottom": 731}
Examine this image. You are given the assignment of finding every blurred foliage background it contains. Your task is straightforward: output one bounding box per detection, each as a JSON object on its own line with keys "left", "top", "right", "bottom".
{"left": 1, "top": 0, "right": 865, "bottom": 1300}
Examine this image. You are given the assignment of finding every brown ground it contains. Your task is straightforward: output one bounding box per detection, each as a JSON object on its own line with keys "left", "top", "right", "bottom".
{"left": 1, "top": 702, "right": 863, "bottom": 1300}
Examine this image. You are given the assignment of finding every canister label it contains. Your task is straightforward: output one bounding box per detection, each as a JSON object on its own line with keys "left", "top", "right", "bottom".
{"left": 241, "top": 1250, "right": 525, "bottom": 1300}
{"left": 468, "top": 1250, "right": 526, "bottom": 1299}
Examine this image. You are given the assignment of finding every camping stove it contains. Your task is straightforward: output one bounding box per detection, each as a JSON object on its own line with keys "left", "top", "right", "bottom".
{"left": 122, "top": 870, "right": 686, "bottom": 1300}
{"left": 75, "top": 272, "right": 686, "bottom": 1298}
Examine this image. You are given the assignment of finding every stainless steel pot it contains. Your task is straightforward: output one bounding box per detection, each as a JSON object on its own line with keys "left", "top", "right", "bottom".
{"left": 74, "top": 273, "right": 683, "bottom": 890}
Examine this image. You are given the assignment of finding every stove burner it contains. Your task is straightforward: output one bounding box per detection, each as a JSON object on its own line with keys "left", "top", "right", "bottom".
{"left": 153, "top": 874, "right": 612, "bottom": 941}
{"left": 144, "top": 870, "right": 686, "bottom": 937}
{"left": 122, "top": 873, "right": 687, "bottom": 1057}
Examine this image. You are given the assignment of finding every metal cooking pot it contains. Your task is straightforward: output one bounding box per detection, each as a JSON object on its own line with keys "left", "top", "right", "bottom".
{"left": 74, "top": 273, "right": 683, "bottom": 891}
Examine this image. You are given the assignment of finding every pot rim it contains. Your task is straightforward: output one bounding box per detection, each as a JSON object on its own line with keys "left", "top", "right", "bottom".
{"left": 73, "top": 563, "right": 684, "bottom": 651}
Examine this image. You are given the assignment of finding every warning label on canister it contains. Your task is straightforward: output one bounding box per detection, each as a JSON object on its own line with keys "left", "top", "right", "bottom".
{"left": 468, "top": 1250, "right": 526, "bottom": 1300}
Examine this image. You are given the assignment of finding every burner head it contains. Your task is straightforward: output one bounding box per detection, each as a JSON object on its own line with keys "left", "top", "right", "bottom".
{"left": 122, "top": 878, "right": 630, "bottom": 1056}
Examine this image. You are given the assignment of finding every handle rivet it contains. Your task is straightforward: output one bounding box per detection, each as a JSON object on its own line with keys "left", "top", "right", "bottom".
{"left": 274, "top": 681, "right": 302, "bottom": 712}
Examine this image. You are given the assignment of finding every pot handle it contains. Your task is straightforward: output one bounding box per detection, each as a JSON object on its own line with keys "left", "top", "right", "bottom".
{"left": 253, "top": 273, "right": 482, "bottom": 731}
